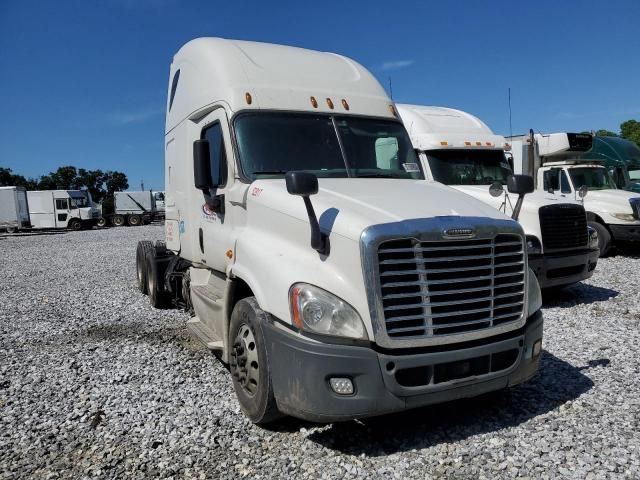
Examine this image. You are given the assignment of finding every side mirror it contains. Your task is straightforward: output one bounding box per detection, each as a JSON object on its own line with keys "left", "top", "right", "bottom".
{"left": 506, "top": 174, "right": 533, "bottom": 221}
{"left": 507, "top": 174, "right": 534, "bottom": 195}
{"left": 285, "top": 171, "right": 328, "bottom": 254}
{"left": 285, "top": 171, "right": 319, "bottom": 196}
{"left": 193, "top": 139, "right": 213, "bottom": 191}
{"left": 577, "top": 185, "right": 588, "bottom": 200}
{"left": 489, "top": 181, "right": 504, "bottom": 198}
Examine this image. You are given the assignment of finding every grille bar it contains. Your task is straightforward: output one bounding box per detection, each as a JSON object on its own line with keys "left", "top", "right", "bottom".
{"left": 377, "top": 234, "right": 526, "bottom": 339}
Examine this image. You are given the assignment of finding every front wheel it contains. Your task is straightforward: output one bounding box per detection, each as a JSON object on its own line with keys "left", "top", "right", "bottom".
{"left": 229, "top": 297, "right": 281, "bottom": 424}
{"left": 97, "top": 217, "right": 106, "bottom": 228}
{"left": 588, "top": 221, "right": 612, "bottom": 257}
{"left": 68, "top": 219, "right": 82, "bottom": 231}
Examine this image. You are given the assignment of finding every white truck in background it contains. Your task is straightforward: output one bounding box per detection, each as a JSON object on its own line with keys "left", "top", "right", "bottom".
{"left": 397, "top": 105, "right": 599, "bottom": 290}
{"left": 135, "top": 37, "right": 544, "bottom": 424}
{"left": 153, "top": 191, "right": 166, "bottom": 220}
{"left": 27, "top": 190, "right": 100, "bottom": 230}
{"left": 508, "top": 132, "right": 640, "bottom": 256}
{"left": 0, "top": 186, "right": 31, "bottom": 232}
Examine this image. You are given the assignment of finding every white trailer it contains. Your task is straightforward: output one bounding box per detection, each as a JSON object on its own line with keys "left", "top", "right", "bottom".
{"left": 0, "top": 186, "right": 31, "bottom": 232}
{"left": 27, "top": 190, "right": 100, "bottom": 230}
{"left": 508, "top": 132, "right": 640, "bottom": 255}
{"left": 397, "top": 105, "right": 599, "bottom": 289}
{"left": 135, "top": 37, "right": 543, "bottom": 424}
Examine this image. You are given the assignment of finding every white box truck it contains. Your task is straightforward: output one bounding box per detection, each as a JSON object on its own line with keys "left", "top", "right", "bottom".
{"left": 508, "top": 132, "right": 640, "bottom": 256}
{"left": 136, "top": 38, "right": 544, "bottom": 424}
{"left": 397, "top": 105, "right": 599, "bottom": 289}
{"left": 0, "top": 186, "right": 31, "bottom": 232}
{"left": 27, "top": 190, "right": 100, "bottom": 230}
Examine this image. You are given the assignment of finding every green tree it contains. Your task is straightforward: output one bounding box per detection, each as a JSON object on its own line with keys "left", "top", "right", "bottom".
{"left": 595, "top": 129, "right": 618, "bottom": 137}
{"left": 104, "top": 171, "right": 129, "bottom": 193}
{"left": 620, "top": 120, "right": 640, "bottom": 146}
{"left": 0, "top": 167, "right": 37, "bottom": 189}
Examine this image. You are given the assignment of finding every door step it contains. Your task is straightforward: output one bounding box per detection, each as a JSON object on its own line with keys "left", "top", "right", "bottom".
{"left": 187, "top": 316, "right": 223, "bottom": 351}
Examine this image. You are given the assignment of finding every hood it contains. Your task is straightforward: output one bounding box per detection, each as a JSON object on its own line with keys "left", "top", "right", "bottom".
{"left": 454, "top": 185, "right": 581, "bottom": 212}
{"left": 247, "top": 178, "right": 513, "bottom": 241}
{"left": 583, "top": 189, "right": 640, "bottom": 215}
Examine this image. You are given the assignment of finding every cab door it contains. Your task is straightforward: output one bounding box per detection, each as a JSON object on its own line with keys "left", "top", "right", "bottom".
{"left": 54, "top": 198, "right": 70, "bottom": 228}
{"left": 193, "top": 108, "right": 234, "bottom": 273}
{"left": 543, "top": 167, "right": 573, "bottom": 199}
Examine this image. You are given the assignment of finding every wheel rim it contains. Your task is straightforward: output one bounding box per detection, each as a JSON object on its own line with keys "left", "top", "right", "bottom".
{"left": 230, "top": 324, "right": 260, "bottom": 396}
{"left": 114, "top": 217, "right": 123, "bottom": 226}
{"left": 130, "top": 217, "right": 139, "bottom": 225}
{"left": 71, "top": 221, "right": 81, "bottom": 230}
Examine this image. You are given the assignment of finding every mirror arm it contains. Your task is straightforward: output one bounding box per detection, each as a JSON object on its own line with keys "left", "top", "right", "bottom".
{"left": 512, "top": 194, "right": 525, "bottom": 221}
{"left": 302, "top": 196, "right": 328, "bottom": 254}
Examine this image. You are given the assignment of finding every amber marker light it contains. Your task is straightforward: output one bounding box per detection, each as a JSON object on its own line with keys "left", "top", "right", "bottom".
{"left": 465, "top": 141, "right": 472, "bottom": 146}
{"left": 486, "top": 142, "right": 493, "bottom": 146}
{"left": 440, "top": 141, "right": 449, "bottom": 146}
{"left": 476, "top": 141, "right": 482, "bottom": 146}
{"left": 245, "top": 92, "right": 252, "bottom": 105}
{"left": 341, "top": 99, "right": 349, "bottom": 110}
{"left": 225, "top": 249, "right": 233, "bottom": 259}
{"left": 326, "top": 98, "right": 334, "bottom": 109}
{"left": 290, "top": 286, "right": 303, "bottom": 329}
{"left": 388, "top": 104, "right": 397, "bottom": 117}
{"left": 310, "top": 96, "right": 318, "bottom": 108}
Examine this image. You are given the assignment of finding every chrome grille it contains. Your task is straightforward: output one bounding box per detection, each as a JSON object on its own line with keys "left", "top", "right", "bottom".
{"left": 539, "top": 204, "right": 587, "bottom": 251}
{"left": 377, "top": 234, "right": 525, "bottom": 339}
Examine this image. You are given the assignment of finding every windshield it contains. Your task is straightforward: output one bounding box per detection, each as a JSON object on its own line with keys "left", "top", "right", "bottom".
{"left": 234, "top": 113, "right": 423, "bottom": 180}
{"left": 70, "top": 196, "right": 90, "bottom": 208}
{"left": 628, "top": 167, "right": 640, "bottom": 181}
{"left": 426, "top": 149, "right": 512, "bottom": 185}
{"left": 568, "top": 167, "right": 616, "bottom": 190}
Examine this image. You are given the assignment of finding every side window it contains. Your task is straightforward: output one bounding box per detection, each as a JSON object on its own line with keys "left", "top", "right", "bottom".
{"left": 202, "top": 122, "right": 227, "bottom": 187}
{"left": 55, "top": 199, "right": 69, "bottom": 210}
{"left": 560, "top": 171, "right": 572, "bottom": 193}
{"left": 543, "top": 169, "right": 560, "bottom": 191}
{"left": 374, "top": 137, "right": 399, "bottom": 169}
{"left": 169, "top": 69, "right": 180, "bottom": 111}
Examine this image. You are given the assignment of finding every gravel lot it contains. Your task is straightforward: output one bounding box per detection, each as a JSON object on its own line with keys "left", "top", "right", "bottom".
{"left": 1, "top": 225, "right": 639, "bottom": 479}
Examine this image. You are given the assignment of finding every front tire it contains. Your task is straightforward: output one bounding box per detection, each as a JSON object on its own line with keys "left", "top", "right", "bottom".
{"left": 68, "top": 219, "right": 82, "bottom": 231}
{"left": 229, "top": 297, "right": 281, "bottom": 424}
{"left": 588, "top": 221, "right": 612, "bottom": 257}
{"left": 97, "top": 217, "right": 106, "bottom": 228}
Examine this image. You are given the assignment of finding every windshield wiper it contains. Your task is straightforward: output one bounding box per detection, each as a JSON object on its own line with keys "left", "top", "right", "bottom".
{"left": 355, "top": 173, "right": 403, "bottom": 178}
{"left": 252, "top": 170, "right": 288, "bottom": 175}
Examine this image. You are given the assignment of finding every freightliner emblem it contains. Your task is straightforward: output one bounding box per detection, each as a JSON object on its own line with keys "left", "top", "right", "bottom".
{"left": 443, "top": 228, "right": 476, "bottom": 239}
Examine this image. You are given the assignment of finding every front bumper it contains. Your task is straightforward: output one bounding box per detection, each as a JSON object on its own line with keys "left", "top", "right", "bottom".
{"left": 609, "top": 223, "right": 640, "bottom": 242}
{"left": 265, "top": 310, "right": 543, "bottom": 423}
{"left": 528, "top": 249, "right": 599, "bottom": 289}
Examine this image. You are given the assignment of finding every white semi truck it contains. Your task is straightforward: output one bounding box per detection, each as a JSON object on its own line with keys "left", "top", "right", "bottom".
{"left": 27, "top": 190, "right": 100, "bottom": 230}
{"left": 136, "top": 38, "right": 544, "bottom": 424}
{"left": 0, "top": 186, "right": 31, "bottom": 232}
{"left": 508, "top": 132, "right": 640, "bottom": 256}
{"left": 397, "top": 105, "right": 599, "bottom": 289}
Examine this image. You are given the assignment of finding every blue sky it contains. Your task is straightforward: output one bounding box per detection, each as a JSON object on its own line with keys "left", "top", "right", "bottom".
{"left": 1, "top": 0, "right": 639, "bottom": 191}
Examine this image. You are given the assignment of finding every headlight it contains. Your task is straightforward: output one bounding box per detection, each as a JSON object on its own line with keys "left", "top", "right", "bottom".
{"left": 290, "top": 283, "right": 368, "bottom": 340}
{"left": 611, "top": 213, "right": 636, "bottom": 222}
{"left": 527, "top": 268, "right": 542, "bottom": 317}
{"left": 587, "top": 226, "right": 599, "bottom": 249}
{"left": 526, "top": 235, "right": 542, "bottom": 255}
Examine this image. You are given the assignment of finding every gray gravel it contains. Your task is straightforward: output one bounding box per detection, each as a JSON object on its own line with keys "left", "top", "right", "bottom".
{"left": 1, "top": 225, "right": 639, "bottom": 479}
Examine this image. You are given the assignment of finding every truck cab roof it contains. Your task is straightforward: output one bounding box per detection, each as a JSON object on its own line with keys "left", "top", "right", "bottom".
{"left": 396, "top": 104, "right": 506, "bottom": 151}
{"left": 166, "top": 37, "right": 395, "bottom": 133}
